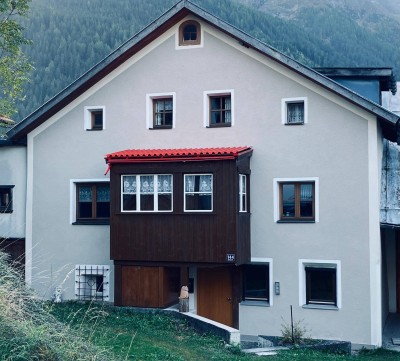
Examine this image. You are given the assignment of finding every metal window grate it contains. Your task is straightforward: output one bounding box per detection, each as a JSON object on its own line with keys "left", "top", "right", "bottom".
{"left": 75, "top": 265, "right": 110, "bottom": 301}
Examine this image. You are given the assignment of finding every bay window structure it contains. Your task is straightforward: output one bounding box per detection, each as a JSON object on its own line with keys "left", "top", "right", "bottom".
{"left": 121, "top": 174, "right": 173, "bottom": 212}
{"left": 76, "top": 183, "right": 110, "bottom": 223}
{"left": 0, "top": 185, "right": 14, "bottom": 213}
{"left": 184, "top": 174, "right": 213, "bottom": 211}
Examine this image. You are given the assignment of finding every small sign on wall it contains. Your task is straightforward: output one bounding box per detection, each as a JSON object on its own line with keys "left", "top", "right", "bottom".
{"left": 226, "top": 254, "right": 235, "bottom": 262}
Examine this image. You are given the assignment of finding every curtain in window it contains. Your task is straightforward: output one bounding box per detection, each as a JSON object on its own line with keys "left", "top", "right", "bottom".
{"left": 287, "top": 103, "right": 304, "bottom": 124}
{"left": 158, "top": 175, "right": 172, "bottom": 192}
{"left": 123, "top": 176, "right": 136, "bottom": 193}
{"left": 224, "top": 97, "right": 231, "bottom": 123}
{"left": 79, "top": 186, "right": 92, "bottom": 202}
{"left": 199, "top": 175, "right": 212, "bottom": 193}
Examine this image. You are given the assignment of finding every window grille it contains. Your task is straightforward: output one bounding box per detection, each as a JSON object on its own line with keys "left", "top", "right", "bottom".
{"left": 75, "top": 265, "right": 110, "bottom": 301}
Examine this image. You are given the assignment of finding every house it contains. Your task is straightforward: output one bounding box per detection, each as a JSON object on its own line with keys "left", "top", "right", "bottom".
{"left": 1, "top": 0, "right": 400, "bottom": 348}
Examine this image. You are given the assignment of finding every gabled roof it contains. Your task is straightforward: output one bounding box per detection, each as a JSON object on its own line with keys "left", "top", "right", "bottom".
{"left": 6, "top": 0, "right": 400, "bottom": 143}
{"left": 106, "top": 146, "right": 252, "bottom": 164}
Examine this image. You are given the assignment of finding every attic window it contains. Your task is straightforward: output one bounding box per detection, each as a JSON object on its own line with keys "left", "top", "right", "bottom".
{"left": 179, "top": 20, "right": 201, "bottom": 46}
{"left": 84, "top": 106, "right": 105, "bottom": 131}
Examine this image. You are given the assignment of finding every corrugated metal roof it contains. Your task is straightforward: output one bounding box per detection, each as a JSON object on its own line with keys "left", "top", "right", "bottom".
{"left": 106, "top": 146, "right": 252, "bottom": 163}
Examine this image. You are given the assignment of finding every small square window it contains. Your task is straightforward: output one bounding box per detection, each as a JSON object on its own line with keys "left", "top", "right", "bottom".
{"left": 76, "top": 183, "right": 110, "bottom": 223}
{"left": 282, "top": 98, "right": 307, "bottom": 125}
{"left": 147, "top": 93, "right": 176, "bottom": 129}
{"left": 153, "top": 98, "right": 173, "bottom": 128}
{"left": 184, "top": 174, "right": 213, "bottom": 212}
{"left": 85, "top": 106, "right": 105, "bottom": 130}
{"left": 75, "top": 265, "right": 110, "bottom": 301}
{"left": 243, "top": 264, "right": 269, "bottom": 302}
{"left": 239, "top": 174, "right": 247, "bottom": 212}
{"left": 0, "top": 186, "right": 13, "bottom": 213}
{"left": 280, "top": 182, "right": 314, "bottom": 221}
{"left": 204, "top": 90, "right": 234, "bottom": 128}
{"left": 299, "top": 260, "right": 341, "bottom": 309}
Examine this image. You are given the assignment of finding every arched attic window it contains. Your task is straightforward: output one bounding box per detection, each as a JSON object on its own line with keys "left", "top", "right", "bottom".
{"left": 179, "top": 20, "right": 201, "bottom": 46}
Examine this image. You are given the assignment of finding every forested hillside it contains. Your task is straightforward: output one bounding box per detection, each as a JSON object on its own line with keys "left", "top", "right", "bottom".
{"left": 15, "top": 0, "right": 400, "bottom": 121}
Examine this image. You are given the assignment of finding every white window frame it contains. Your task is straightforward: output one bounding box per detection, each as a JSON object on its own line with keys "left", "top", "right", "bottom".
{"left": 281, "top": 97, "right": 308, "bottom": 125}
{"left": 242, "top": 257, "right": 273, "bottom": 307}
{"left": 239, "top": 174, "right": 247, "bottom": 212}
{"left": 184, "top": 174, "right": 213, "bottom": 212}
{"left": 70, "top": 179, "right": 110, "bottom": 224}
{"left": 121, "top": 174, "right": 173, "bottom": 213}
{"left": 273, "top": 177, "right": 319, "bottom": 222}
{"left": 203, "top": 89, "right": 234, "bottom": 127}
{"left": 75, "top": 264, "right": 110, "bottom": 301}
{"left": 146, "top": 92, "right": 176, "bottom": 129}
{"left": 84, "top": 106, "right": 106, "bottom": 130}
{"left": 299, "top": 259, "right": 341, "bottom": 309}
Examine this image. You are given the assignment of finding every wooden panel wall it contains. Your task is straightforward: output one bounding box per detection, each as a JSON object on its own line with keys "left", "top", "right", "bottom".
{"left": 110, "top": 157, "right": 251, "bottom": 264}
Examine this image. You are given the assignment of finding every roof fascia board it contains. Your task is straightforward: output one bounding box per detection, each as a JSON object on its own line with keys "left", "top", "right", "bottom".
{"left": 7, "top": 0, "right": 399, "bottom": 141}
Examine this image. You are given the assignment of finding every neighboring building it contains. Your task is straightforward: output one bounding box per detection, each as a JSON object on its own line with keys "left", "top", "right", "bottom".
{"left": 2, "top": 0, "right": 400, "bottom": 347}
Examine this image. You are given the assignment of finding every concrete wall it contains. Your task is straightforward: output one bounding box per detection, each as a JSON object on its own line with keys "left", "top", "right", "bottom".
{"left": 0, "top": 145, "right": 26, "bottom": 239}
{"left": 25, "top": 17, "right": 380, "bottom": 344}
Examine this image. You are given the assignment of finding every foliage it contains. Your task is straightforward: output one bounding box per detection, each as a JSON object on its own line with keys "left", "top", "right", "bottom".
{"left": 13, "top": 0, "right": 400, "bottom": 121}
{"left": 0, "top": 0, "right": 32, "bottom": 117}
{"left": 0, "top": 250, "right": 112, "bottom": 360}
{"left": 280, "top": 317, "right": 309, "bottom": 345}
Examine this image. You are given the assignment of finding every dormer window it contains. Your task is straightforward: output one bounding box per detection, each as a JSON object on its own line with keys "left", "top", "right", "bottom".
{"left": 179, "top": 20, "right": 201, "bottom": 46}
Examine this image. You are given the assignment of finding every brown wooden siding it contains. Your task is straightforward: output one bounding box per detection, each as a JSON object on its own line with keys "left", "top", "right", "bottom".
{"left": 118, "top": 265, "right": 180, "bottom": 308}
{"left": 110, "top": 154, "right": 251, "bottom": 265}
{"left": 0, "top": 238, "right": 25, "bottom": 273}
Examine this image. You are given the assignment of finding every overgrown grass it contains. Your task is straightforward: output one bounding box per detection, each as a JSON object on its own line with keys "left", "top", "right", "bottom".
{"left": 50, "top": 302, "right": 400, "bottom": 361}
{"left": 0, "top": 251, "right": 112, "bottom": 360}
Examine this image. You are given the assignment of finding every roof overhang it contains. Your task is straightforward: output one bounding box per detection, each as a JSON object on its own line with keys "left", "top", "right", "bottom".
{"left": 6, "top": 0, "right": 400, "bottom": 143}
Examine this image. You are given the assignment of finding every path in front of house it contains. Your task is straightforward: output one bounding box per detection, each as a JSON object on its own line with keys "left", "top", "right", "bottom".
{"left": 383, "top": 313, "right": 400, "bottom": 351}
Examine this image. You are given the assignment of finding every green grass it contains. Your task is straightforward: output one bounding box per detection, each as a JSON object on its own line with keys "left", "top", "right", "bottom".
{"left": 49, "top": 302, "right": 400, "bottom": 361}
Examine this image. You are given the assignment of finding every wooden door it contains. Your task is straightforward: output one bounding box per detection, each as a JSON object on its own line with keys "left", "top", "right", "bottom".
{"left": 197, "top": 267, "right": 233, "bottom": 327}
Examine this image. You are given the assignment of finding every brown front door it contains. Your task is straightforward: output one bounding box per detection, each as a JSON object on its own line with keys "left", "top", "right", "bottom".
{"left": 197, "top": 267, "right": 233, "bottom": 327}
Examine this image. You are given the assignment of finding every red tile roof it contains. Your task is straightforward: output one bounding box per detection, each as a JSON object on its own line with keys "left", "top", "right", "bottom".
{"left": 105, "top": 146, "right": 252, "bottom": 164}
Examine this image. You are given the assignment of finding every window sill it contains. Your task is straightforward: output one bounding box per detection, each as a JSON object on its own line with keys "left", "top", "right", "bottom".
{"left": 277, "top": 220, "right": 315, "bottom": 223}
{"left": 302, "top": 304, "right": 338, "bottom": 311}
{"left": 284, "top": 122, "right": 304, "bottom": 126}
{"left": 85, "top": 128, "right": 103, "bottom": 131}
{"left": 207, "top": 123, "right": 231, "bottom": 128}
{"left": 241, "top": 300, "right": 270, "bottom": 307}
{"left": 0, "top": 209, "right": 13, "bottom": 213}
{"left": 73, "top": 220, "right": 110, "bottom": 225}
{"left": 150, "top": 125, "right": 173, "bottom": 130}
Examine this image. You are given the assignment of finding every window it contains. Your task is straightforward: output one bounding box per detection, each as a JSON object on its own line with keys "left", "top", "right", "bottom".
{"left": 84, "top": 106, "right": 105, "bottom": 130}
{"left": 204, "top": 90, "right": 234, "bottom": 127}
{"left": 153, "top": 98, "right": 173, "bottom": 128}
{"left": 274, "top": 177, "right": 319, "bottom": 222}
{"left": 75, "top": 265, "right": 110, "bottom": 301}
{"left": 299, "top": 260, "right": 341, "bottom": 309}
{"left": 76, "top": 183, "right": 110, "bottom": 223}
{"left": 122, "top": 174, "right": 173, "bottom": 212}
{"left": 146, "top": 93, "right": 176, "bottom": 129}
{"left": 178, "top": 20, "right": 201, "bottom": 46}
{"left": 0, "top": 186, "right": 13, "bottom": 213}
{"left": 243, "top": 264, "right": 269, "bottom": 302}
{"left": 184, "top": 174, "right": 213, "bottom": 212}
{"left": 282, "top": 97, "right": 307, "bottom": 125}
{"left": 280, "top": 182, "right": 314, "bottom": 221}
{"left": 239, "top": 174, "right": 247, "bottom": 212}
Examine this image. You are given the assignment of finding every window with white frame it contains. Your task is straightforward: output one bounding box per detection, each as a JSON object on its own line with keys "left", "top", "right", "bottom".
{"left": 204, "top": 90, "right": 234, "bottom": 127}
{"left": 146, "top": 93, "right": 176, "bottom": 129}
{"left": 75, "top": 265, "right": 110, "bottom": 301}
{"left": 281, "top": 97, "right": 307, "bottom": 125}
{"left": 273, "top": 177, "right": 319, "bottom": 222}
{"left": 299, "top": 260, "right": 341, "bottom": 309}
{"left": 239, "top": 174, "right": 247, "bottom": 212}
{"left": 84, "top": 106, "right": 105, "bottom": 130}
{"left": 184, "top": 174, "right": 213, "bottom": 211}
{"left": 122, "top": 174, "right": 173, "bottom": 212}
